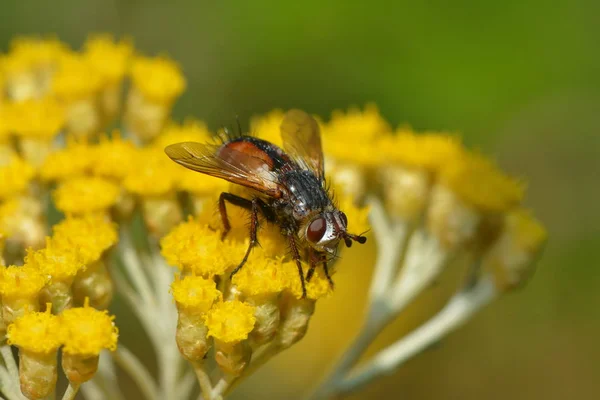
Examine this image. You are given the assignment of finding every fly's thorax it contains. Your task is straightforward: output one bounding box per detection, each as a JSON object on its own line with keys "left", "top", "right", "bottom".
{"left": 300, "top": 208, "right": 348, "bottom": 253}
{"left": 282, "top": 170, "right": 331, "bottom": 220}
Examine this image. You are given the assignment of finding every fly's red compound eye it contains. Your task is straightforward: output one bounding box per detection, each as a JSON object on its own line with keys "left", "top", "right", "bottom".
{"left": 307, "top": 216, "right": 327, "bottom": 243}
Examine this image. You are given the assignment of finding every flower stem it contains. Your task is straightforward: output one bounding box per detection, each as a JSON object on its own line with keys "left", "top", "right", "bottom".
{"left": 0, "top": 346, "right": 18, "bottom": 382}
{"left": 112, "top": 346, "right": 159, "bottom": 400}
{"left": 117, "top": 226, "right": 156, "bottom": 305}
{"left": 192, "top": 361, "right": 213, "bottom": 400}
{"left": 0, "top": 365, "right": 26, "bottom": 400}
{"left": 336, "top": 276, "right": 497, "bottom": 396}
{"left": 60, "top": 383, "right": 80, "bottom": 400}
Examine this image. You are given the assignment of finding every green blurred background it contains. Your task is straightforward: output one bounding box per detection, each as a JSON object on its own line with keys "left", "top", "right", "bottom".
{"left": 2, "top": 0, "right": 599, "bottom": 398}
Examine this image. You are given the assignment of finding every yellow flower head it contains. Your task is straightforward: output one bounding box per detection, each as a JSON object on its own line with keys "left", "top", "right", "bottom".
{"left": 91, "top": 132, "right": 137, "bottom": 181}
{"left": 323, "top": 104, "right": 392, "bottom": 166}
{"left": 84, "top": 34, "right": 133, "bottom": 84}
{"left": 60, "top": 301, "right": 119, "bottom": 356}
{"left": 439, "top": 150, "right": 525, "bottom": 212}
{"left": 506, "top": 208, "right": 548, "bottom": 255}
{"left": 39, "top": 137, "right": 94, "bottom": 182}
{"left": 204, "top": 300, "right": 256, "bottom": 343}
{"left": 0, "top": 155, "right": 36, "bottom": 200}
{"left": 0, "top": 265, "right": 47, "bottom": 300}
{"left": 123, "top": 148, "right": 177, "bottom": 196}
{"left": 152, "top": 119, "right": 212, "bottom": 150}
{"left": 7, "top": 309, "right": 62, "bottom": 354}
{"left": 130, "top": 55, "right": 186, "bottom": 104}
{"left": 1, "top": 50, "right": 34, "bottom": 78}
{"left": 160, "top": 217, "right": 245, "bottom": 276}
{"left": 250, "top": 109, "right": 285, "bottom": 147}
{"left": 380, "top": 129, "right": 464, "bottom": 173}
{"left": 232, "top": 251, "right": 289, "bottom": 296}
{"left": 10, "top": 36, "right": 67, "bottom": 69}
{"left": 7, "top": 97, "right": 65, "bottom": 139}
{"left": 53, "top": 176, "right": 120, "bottom": 214}
{"left": 284, "top": 260, "right": 332, "bottom": 300}
{"left": 171, "top": 275, "right": 222, "bottom": 315}
{"left": 25, "top": 238, "right": 85, "bottom": 282}
{"left": 52, "top": 52, "right": 103, "bottom": 101}
{"left": 52, "top": 214, "right": 118, "bottom": 265}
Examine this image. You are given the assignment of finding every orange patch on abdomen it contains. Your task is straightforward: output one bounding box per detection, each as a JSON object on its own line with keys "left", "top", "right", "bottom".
{"left": 224, "top": 140, "right": 274, "bottom": 168}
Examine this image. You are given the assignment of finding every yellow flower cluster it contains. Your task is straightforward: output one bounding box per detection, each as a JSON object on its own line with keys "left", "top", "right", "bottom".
{"left": 0, "top": 32, "right": 546, "bottom": 400}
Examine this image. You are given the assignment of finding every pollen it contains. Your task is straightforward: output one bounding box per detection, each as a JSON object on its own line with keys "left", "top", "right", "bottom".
{"left": 60, "top": 302, "right": 119, "bottom": 356}
{"left": 284, "top": 260, "right": 332, "bottom": 300}
{"left": 0, "top": 265, "right": 47, "bottom": 300}
{"left": 39, "top": 137, "right": 94, "bottom": 182}
{"left": 439, "top": 150, "right": 525, "bottom": 212}
{"left": 52, "top": 52, "right": 103, "bottom": 101}
{"left": 7, "top": 97, "right": 65, "bottom": 139}
{"left": 160, "top": 217, "right": 245, "bottom": 276}
{"left": 25, "top": 238, "right": 85, "bottom": 282}
{"left": 130, "top": 55, "right": 186, "bottom": 104}
{"left": 84, "top": 34, "right": 132, "bottom": 84}
{"left": 232, "top": 253, "right": 288, "bottom": 296}
{"left": 52, "top": 214, "right": 118, "bottom": 265}
{"left": 91, "top": 132, "right": 137, "bottom": 181}
{"left": 7, "top": 309, "right": 62, "bottom": 354}
{"left": 204, "top": 300, "right": 256, "bottom": 343}
{"left": 0, "top": 155, "right": 36, "bottom": 200}
{"left": 53, "top": 176, "right": 120, "bottom": 214}
{"left": 123, "top": 148, "right": 177, "bottom": 196}
{"left": 171, "top": 275, "right": 222, "bottom": 314}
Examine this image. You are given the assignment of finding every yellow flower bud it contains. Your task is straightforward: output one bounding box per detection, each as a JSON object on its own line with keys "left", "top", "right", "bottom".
{"left": 72, "top": 260, "right": 113, "bottom": 309}
{"left": 91, "top": 132, "right": 137, "bottom": 181}
{"left": 125, "top": 55, "right": 185, "bottom": 142}
{"left": 0, "top": 155, "right": 36, "bottom": 200}
{"left": 205, "top": 300, "right": 256, "bottom": 375}
{"left": 0, "top": 196, "right": 46, "bottom": 262}
{"left": 25, "top": 238, "right": 85, "bottom": 313}
{"left": 277, "top": 294, "right": 316, "bottom": 349}
{"left": 322, "top": 104, "right": 391, "bottom": 166}
{"left": 438, "top": 150, "right": 524, "bottom": 213}
{"left": 52, "top": 214, "right": 118, "bottom": 265}
{"left": 171, "top": 276, "right": 221, "bottom": 361}
{"left": 160, "top": 217, "right": 245, "bottom": 276}
{"left": 485, "top": 209, "right": 547, "bottom": 291}
{"left": 0, "top": 265, "right": 47, "bottom": 323}
{"left": 53, "top": 176, "right": 120, "bottom": 216}
{"left": 7, "top": 309, "right": 62, "bottom": 399}
{"left": 52, "top": 53, "right": 103, "bottom": 137}
{"left": 60, "top": 301, "right": 119, "bottom": 383}
{"left": 39, "top": 137, "right": 94, "bottom": 182}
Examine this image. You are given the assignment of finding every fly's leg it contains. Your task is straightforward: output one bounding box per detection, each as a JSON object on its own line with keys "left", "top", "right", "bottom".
{"left": 306, "top": 249, "right": 334, "bottom": 290}
{"left": 288, "top": 233, "right": 307, "bottom": 299}
{"left": 306, "top": 248, "right": 319, "bottom": 282}
{"left": 322, "top": 260, "right": 334, "bottom": 289}
{"left": 230, "top": 198, "right": 261, "bottom": 278}
{"left": 218, "top": 192, "right": 253, "bottom": 240}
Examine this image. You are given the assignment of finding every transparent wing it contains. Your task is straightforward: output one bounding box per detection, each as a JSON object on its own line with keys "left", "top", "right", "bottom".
{"left": 164, "top": 141, "right": 283, "bottom": 197}
{"left": 279, "top": 109, "right": 324, "bottom": 180}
